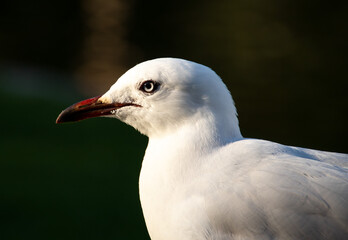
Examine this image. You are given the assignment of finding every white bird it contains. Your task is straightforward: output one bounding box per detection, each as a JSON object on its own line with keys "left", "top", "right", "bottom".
{"left": 57, "top": 58, "right": 348, "bottom": 240}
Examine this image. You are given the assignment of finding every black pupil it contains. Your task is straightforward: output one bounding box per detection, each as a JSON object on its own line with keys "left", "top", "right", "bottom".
{"left": 144, "top": 82, "right": 153, "bottom": 91}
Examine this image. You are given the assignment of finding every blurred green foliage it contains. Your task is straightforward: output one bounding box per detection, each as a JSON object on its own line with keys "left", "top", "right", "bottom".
{"left": 0, "top": 91, "right": 149, "bottom": 239}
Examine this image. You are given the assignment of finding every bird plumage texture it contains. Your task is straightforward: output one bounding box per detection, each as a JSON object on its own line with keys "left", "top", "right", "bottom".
{"left": 58, "top": 58, "right": 348, "bottom": 240}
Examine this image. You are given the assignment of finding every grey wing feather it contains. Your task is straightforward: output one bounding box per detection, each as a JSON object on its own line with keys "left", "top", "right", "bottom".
{"left": 203, "top": 140, "right": 348, "bottom": 239}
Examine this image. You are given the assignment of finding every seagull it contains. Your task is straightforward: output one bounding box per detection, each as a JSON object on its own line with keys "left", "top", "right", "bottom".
{"left": 56, "top": 58, "right": 348, "bottom": 240}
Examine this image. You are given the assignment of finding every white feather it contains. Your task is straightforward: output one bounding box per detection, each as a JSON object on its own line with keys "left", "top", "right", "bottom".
{"left": 100, "top": 58, "right": 348, "bottom": 240}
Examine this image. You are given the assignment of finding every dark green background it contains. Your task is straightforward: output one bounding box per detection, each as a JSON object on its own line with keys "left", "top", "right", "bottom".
{"left": 0, "top": 0, "right": 347, "bottom": 239}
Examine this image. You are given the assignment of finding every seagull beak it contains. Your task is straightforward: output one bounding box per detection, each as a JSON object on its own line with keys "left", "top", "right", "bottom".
{"left": 56, "top": 96, "right": 139, "bottom": 123}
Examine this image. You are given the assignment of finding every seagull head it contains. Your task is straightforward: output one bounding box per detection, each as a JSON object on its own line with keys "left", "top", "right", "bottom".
{"left": 57, "top": 58, "right": 241, "bottom": 139}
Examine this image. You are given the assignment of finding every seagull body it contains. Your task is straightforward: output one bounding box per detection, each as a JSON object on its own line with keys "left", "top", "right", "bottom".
{"left": 57, "top": 58, "right": 348, "bottom": 240}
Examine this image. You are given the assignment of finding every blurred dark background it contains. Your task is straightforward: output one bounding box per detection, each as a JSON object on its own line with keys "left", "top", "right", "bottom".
{"left": 0, "top": 0, "right": 347, "bottom": 239}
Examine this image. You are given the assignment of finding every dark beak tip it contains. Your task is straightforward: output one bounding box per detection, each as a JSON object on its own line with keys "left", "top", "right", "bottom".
{"left": 55, "top": 107, "right": 78, "bottom": 124}
{"left": 55, "top": 116, "right": 63, "bottom": 124}
{"left": 55, "top": 111, "right": 67, "bottom": 124}
{"left": 55, "top": 95, "right": 104, "bottom": 124}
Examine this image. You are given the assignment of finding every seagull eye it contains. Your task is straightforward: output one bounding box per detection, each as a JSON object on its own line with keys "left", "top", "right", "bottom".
{"left": 140, "top": 80, "right": 159, "bottom": 94}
